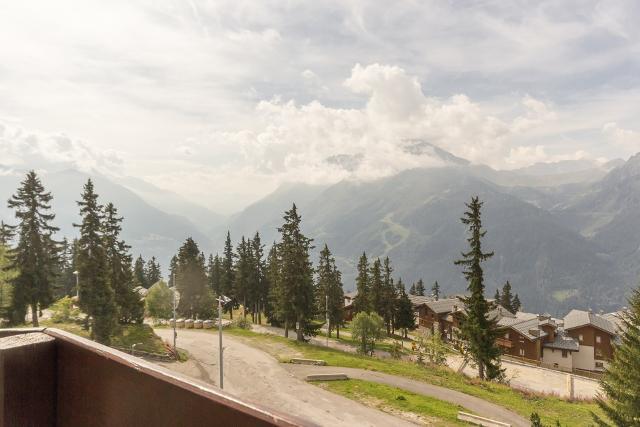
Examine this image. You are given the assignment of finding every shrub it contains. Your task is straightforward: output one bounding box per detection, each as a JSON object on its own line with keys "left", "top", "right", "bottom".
{"left": 50, "top": 296, "right": 80, "bottom": 323}
{"left": 145, "top": 281, "right": 173, "bottom": 321}
{"left": 351, "top": 312, "right": 385, "bottom": 355}
{"left": 233, "top": 316, "right": 252, "bottom": 330}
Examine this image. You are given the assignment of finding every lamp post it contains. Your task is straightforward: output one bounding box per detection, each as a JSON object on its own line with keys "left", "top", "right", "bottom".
{"left": 73, "top": 270, "right": 79, "bottom": 298}
{"left": 217, "top": 295, "right": 231, "bottom": 389}
{"left": 325, "top": 294, "right": 329, "bottom": 347}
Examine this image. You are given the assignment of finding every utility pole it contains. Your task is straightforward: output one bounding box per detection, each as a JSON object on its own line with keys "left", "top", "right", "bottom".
{"left": 172, "top": 273, "right": 177, "bottom": 356}
{"left": 218, "top": 296, "right": 223, "bottom": 389}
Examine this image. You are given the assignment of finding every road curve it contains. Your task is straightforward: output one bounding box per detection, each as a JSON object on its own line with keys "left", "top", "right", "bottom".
{"left": 285, "top": 364, "right": 530, "bottom": 427}
{"left": 154, "top": 328, "right": 415, "bottom": 427}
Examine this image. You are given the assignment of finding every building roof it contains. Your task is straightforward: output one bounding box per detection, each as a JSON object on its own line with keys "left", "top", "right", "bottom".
{"left": 498, "top": 316, "right": 550, "bottom": 341}
{"left": 603, "top": 311, "right": 627, "bottom": 333}
{"left": 344, "top": 291, "right": 357, "bottom": 300}
{"left": 425, "top": 297, "right": 462, "bottom": 314}
{"left": 408, "top": 294, "right": 432, "bottom": 307}
{"left": 563, "top": 309, "right": 617, "bottom": 335}
{"left": 543, "top": 330, "right": 580, "bottom": 351}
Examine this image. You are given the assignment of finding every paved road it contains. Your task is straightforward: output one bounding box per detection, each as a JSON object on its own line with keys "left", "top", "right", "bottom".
{"left": 257, "top": 324, "right": 600, "bottom": 399}
{"left": 446, "top": 354, "right": 600, "bottom": 399}
{"left": 285, "top": 364, "right": 529, "bottom": 427}
{"left": 154, "top": 328, "right": 415, "bottom": 427}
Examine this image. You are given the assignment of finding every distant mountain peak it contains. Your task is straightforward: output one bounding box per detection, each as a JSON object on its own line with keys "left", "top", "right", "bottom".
{"left": 401, "top": 140, "right": 470, "bottom": 166}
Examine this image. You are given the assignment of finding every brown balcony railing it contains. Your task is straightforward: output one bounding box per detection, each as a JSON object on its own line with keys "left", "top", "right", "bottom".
{"left": 0, "top": 328, "right": 311, "bottom": 427}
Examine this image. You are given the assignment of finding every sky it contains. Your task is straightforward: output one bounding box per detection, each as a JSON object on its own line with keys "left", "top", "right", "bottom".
{"left": 0, "top": 0, "right": 639, "bottom": 214}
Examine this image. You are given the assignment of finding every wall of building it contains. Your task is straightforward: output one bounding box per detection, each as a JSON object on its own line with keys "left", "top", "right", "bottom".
{"left": 566, "top": 325, "right": 614, "bottom": 371}
{"left": 501, "top": 330, "right": 541, "bottom": 361}
{"left": 541, "top": 347, "right": 573, "bottom": 371}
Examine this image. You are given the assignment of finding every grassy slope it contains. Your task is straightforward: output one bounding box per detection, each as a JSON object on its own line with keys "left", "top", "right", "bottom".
{"left": 319, "top": 379, "right": 466, "bottom": 426}
{"left": 226, "top": 328, "right": 603, "bottom": 426}
{"left": 41, "top": 320, "right": 167, "bottom": 354}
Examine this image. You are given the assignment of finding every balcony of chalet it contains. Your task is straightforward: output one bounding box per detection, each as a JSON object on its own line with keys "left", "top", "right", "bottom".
{"left": 0, "top": 328, "right": 308, "bottom": 427}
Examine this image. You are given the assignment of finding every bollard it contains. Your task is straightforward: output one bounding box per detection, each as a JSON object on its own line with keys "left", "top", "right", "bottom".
{"left": 566, "top": 373, "right": 574, "bottom": 400}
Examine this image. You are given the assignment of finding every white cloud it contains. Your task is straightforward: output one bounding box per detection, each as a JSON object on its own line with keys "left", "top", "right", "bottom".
{"left": 0, "top": 121, "right": 123, "bottom": 175}
{"left": 602, "top": 122, "right": 640, "bottom": 156}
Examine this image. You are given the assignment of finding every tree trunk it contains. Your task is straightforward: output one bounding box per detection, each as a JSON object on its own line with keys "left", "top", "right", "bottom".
{"left": 258, "top": 302, "right": 262, "bottom": 324}
{"left": 229, "top": 304, "right": 233, "bottom": 320}
{"left": 478, "top": 362, "right": 485, "bottom": 381}
{"left": 296, "top": 314, "right": 304, "bottom": 341}
{"left": 284, "top": 319, "right": 289, "bottom": 338}
{"left": 328, "top": 320, "right": 331, "bottom": 338}
{"left": 243, "top": 297, "right": 246, "bottom": 318}
{"left": 336, "top": 324, "right": 340, "bottom": 339}
{"left": 31, "top": 303, "right": 39, "bottom": 327}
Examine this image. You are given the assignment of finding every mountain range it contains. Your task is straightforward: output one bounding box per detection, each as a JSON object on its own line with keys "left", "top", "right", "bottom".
{"left": 0, "top": 147, "right": 638, "bottom": 316}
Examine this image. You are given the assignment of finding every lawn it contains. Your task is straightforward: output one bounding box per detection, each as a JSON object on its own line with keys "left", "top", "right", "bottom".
{"left": 225, "top": 327, "right": 603, "bottom": 426}
{"left": 318, "top": 379, "right": 466, "bottom": 426}
{"left": 40, "top": 320, "right": 167, "bottom": 354}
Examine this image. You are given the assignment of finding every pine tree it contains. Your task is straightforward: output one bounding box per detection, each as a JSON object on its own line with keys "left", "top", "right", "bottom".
{"left": 369, "top": 258, "right": 384, "bottom": 316}
{"left": 53, "top": 238, "right": 75, "bottom": 299}
{"left": 175, "top": 238, "right": 214, "bottom": 319}
{"left": 7, "top": 171, "right": 60, "bottom": 326}
{"left": 103, "top": 202, "right": 143, "bottom": 324}
{"left": 593, "top": 287, "right": 640, "bottom": 426}
{"left": 145, "top": 256, "right": 162, "bottom": 285}
{"left": 0, "top": 221, "right": 14, "bottom": 247}
{"left": 415, "top": 278, "right": 425, "bottom": 296}
{"left": 250, "top": 232, "right": 267, "bottom": 324}
{"left": 207, "top": 254, "right": 222, "bottom": 296}
{"left": 454, "top": 196, "right": 503, "bottom": 381}
{"left": 278, "top": 204, "right": 315, "bottom": 341}
{"left": 76, "top": 179, "right": 117, "bottom": 344}
{"left": 500, "top": 281, "right": 515, "bottom": 313}
{"left": 353, "top": 252, "right": 371, "bottom": 314}
{"left": 494, "top": 288, "right": 501, "bottom": 304}
{"left": 169, "top": 255, "right": 178, "bottom": 286}
{"left": 394, "top": 286, "right": 415, "bottom": 338}
{"left": 133, "top": 255, "right": 148, "bottom": 289}
{"left": 316, "top": 244, "right": 344, "bottom": 338}
{"left": 266, "top": 242, "right": 286, "bottom": 327}
{"left": 382, "top": 257, "right": 396, "bottom": 335}
{"left": 431, "top": 281, "right": 440, "bottom": 301}
{"left": 0, "top": 243, "right": 18, "bottom": 322}
{"left": 512, "top": 294, "right": 521, "bottom": 312}
{"left": 409, "top": 283, "right": 416, "bottom": 295}
{"left": 233, "top": 236, "right": 252, "bottom": 318}
{"left": 221, "top": 231, "right": 235, "bottom": 319}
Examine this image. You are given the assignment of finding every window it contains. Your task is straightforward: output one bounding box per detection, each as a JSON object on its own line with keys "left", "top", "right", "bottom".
{"left": 562, "top": 350, "right": 568, "bottom": 358}
{"left": 578, "top": 334, "right": 583, "bottom": 342}
{"left": 595, "top": 348, "right": 603, "bottom": 358}
{"left": 595, "top": 361, "right": 604, "bottom": 369}
{"left": 596, "top": 335, "right": 601, "bottom": 344}
{"left": 519, "top": 349, "right": 525, "bottom": 357}
{"left": 504, "top": 332, "right": 509, "bottom": 339}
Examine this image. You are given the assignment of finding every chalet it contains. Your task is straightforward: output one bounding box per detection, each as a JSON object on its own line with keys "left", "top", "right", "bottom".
{"left": 343, "top": 291, "right": 357, "bottom": 321}
{"left": 418, "top": 297, "right": 462, "bottom": 337}
{"left": 497, "top": 313, "right": 556, "bottom": 362}
{"left": 561, "top": 309, "right": 617, "bottom": 371}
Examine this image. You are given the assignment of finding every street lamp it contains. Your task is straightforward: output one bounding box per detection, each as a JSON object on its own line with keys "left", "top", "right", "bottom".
{"left": 172, "top": 274, "right": 179, "bottom": 357}
{"left": 217, "top": 295, "right": 232, "bottom": 389}
{"left": 73, "top": 270, "right": 79, "bottom": 298}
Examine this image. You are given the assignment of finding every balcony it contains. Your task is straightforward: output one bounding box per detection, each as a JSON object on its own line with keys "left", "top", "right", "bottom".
{"left": 0, "top": 328, "right": 306, "bottom": 426}
{"left": 496, "top": 338, "right": 513, "bottom": 348}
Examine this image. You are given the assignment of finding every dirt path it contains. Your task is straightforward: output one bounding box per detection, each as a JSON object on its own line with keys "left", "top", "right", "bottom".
{"left": 154, "top": 329, "right": 415, "bottom": 427}
{"left": 286, "top": 364, "right": 529, "bottom": 427}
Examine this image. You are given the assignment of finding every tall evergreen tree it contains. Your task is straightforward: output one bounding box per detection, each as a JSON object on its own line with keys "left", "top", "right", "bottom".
{"left": 207, "top": 254, "right": 222, "bottom": 296}
{"left": 316, "top": 244, "right": 344, "bottom": 338}
{"left": 394, "top": 285, "right": 415, "bottom": 338}
{"left": 593, "top": 287, "right": 640, "bottom": 426}
{"left": 454, "top": 196, "right": 503, "bottom": 381}
{"left": 175, "top": 238, "right": 214, "bottom": 319}
{"left": 278, "top": 204, "right": 315, "bottom": 341}
{"left": 512, "top": 294, "right": 521, "bottom": 312}
{"left": 233, "top": 236, "right": 252, "bottom": 318}
{"left": 266, "top": 242, "right": 287, "bottom": 328}
{"left": 382, "top": 257, "right": 396, "bottom": 335}
{"left": 145, "top": 256, "right": 162, "bottom": 285}
{"left": 7, "top": 171, "right": 60, "bottom": 326}
{"left": 0, "top": 237, "right": 18, "bottom": 322}
{"left": 415, "top": 279, "right": 425, "bottom": 296}
{"left": 494, "top": 288, "right": 501, "bottom": 303}
{"left": 353, "top": 252, "right": 371, "bottom": 314}
{"left": 103, "top": 202, "right": 143, "bottom": 324}
{"left": 409, "top": 283, "right": 416, "bottom": 295}
{"left": 369, "top": 258, "right": 384, "bottom": 316}
{"left": 221, "top": 231, "right": 236, "bottom": 318}
{"left": 431, "top": 280, "right": 440, "bottom": 301}
{"left": 251, "top": 232, "right": 267, "bottom": 324}
{"left": 0, "top": 221, "right": 14, "bottom": 247}
{"left": 76, "top": 179, "right": 117, "bottom": 343}
{"left": 169, "top": 255, "right": 178, "bottom": 286}
{"left": 500, "top": 281, "right": 515, "bottom": 313}
{"left": 133, "top": 255, "right": 148, "bottom": 288}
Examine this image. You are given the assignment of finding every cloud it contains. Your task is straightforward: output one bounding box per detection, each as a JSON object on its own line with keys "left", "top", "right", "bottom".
{"left": 0, "top": 121, "right": 123, "bottom": 175}
{"left": 602, "top": 122, "right": 639, "bottom": 156}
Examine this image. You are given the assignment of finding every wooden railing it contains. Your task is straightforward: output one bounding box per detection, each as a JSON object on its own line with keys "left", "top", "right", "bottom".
{"left": 0, "top": 328, "right": 307, "bottom": 426}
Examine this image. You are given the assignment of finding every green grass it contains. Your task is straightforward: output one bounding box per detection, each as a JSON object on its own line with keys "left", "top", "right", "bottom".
{"left": 41, "top": 320, "right": 167, "bottom": 354}
{"left": 318, "top": 379, "right": 466, "bottom": 426}
{"left": 225, "top": 327, "right": 603, "bottom": 426}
